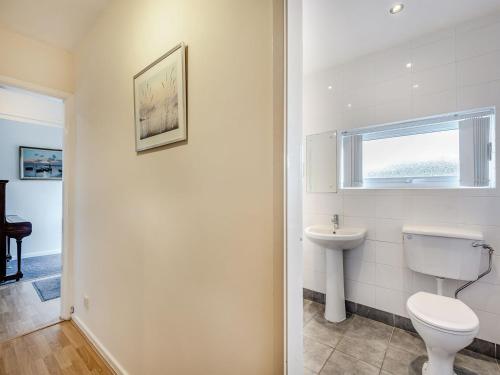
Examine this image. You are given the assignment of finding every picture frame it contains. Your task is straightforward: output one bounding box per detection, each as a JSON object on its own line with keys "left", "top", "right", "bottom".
{"left": 19, "top": 146, "right": 63, "bottom": 180}
{"left": 133, "top": 43, "right": 187, "bottom": 151}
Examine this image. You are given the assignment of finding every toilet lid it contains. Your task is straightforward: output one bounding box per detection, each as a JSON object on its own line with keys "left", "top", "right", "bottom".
{"left": 407, "top": 292, "right": 479, "bottom": 332}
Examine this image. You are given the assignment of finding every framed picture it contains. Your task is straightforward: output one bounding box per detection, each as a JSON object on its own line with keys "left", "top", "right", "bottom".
{"left": 134, "top": 43, "right": 187, "bottom": 151}
{"left": 19, "top": 146, "right": 63, "bottom": 180}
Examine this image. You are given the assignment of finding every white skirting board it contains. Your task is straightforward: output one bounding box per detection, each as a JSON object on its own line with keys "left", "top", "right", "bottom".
{"left": 71, "top": 315, "right": 129, "bottom": 375}
{"left": 10, "top": 248, "right": 61, "bottom": 260}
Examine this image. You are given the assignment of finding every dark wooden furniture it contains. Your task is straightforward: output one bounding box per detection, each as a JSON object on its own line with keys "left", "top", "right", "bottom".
{"left": 0, "top": 180, "right": 32, "bottom": 282}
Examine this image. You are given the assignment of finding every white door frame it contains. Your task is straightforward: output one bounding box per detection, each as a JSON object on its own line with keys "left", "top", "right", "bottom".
{"left": 0, "top": 74, "right": 74, "bottom": 320}
{"left": 285, "top": 0, "right": 304, "bottom": 373}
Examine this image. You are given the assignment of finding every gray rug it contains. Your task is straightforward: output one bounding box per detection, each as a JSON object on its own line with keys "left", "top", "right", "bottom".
{"left": 32, "top": 276, "right": 61, "bottom": 302}
{"left": 7, "top": 254, "right": 61, "bottom": 282}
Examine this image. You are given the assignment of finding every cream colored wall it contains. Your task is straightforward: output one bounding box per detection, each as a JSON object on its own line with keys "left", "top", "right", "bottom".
{"left": 73, "top": 0, "right": 283, "bottom": 374}
{"left": 0, "top": 26, "right": 74, "bottom": 95}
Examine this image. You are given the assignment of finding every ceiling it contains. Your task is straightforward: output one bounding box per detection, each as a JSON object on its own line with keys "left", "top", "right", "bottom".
{"left": 304, "top": 0, "right": 500, "bottom": 74}
{"left": 0, "top": 0, "right": 110, "bottom": 51}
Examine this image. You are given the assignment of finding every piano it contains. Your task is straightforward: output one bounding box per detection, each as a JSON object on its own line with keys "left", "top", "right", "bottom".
{"left": 1, "top": 180, "right": 32, "bottom": 282}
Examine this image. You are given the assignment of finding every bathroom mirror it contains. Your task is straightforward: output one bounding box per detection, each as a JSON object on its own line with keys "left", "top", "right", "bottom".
{"left": 306, "top": 131, "right": 337, "bottom": 193}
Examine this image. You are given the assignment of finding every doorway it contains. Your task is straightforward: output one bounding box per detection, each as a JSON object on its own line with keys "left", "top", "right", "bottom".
{"left": 0, "top": 83, "right": 71, "bottom": 342}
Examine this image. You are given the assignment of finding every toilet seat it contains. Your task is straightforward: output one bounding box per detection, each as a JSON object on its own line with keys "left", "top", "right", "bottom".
{"left": 407, "top": 292, "right": 479, "bottom": 334}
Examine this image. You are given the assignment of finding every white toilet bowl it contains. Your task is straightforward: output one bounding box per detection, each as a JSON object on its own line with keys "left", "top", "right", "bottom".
{"left": 407, "top": 292, "right": 479, "bottom": 375}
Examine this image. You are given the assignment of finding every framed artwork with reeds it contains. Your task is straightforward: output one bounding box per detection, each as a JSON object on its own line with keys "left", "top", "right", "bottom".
{"left": 133, "top": 43, "right": 187, "bottom": 151}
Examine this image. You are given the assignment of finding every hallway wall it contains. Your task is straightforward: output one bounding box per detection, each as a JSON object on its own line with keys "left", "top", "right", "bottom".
{"left": 0, "top": 25, "right": 74, "bottom": 95}
{"left": 72, "top": 0, "right": 283, "bottom": 374}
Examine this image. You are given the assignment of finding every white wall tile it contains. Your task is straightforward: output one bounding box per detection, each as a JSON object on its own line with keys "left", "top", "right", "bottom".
{"left": 345, "top": 257, "right": 376, "bottom": 284}
{"left": 457, "top": 50, "right": 500, "bottom": 87}
{"left": 479, "top": 254, "right": 500, "bottom": 285}
{"left": 375, "top": 195, "right": 409, "bottom": 220}
{"left": 376, "top": 263, "right": 408, "bottom": 291}
{"left": 375, "top": 45, "right": 411, "bottom": 83}
{"left": 376, "top": 75, "right": 411, "bottom": 105}
{"left": 345, "top": 280, "right": 376, "bottom": 306}
{"left": 342, "top": 105, "right": 376, "bottom": 129}
{"left": 375, "top": 218, "right": 403, "bottom": 244}
{"left": 410, "top": 195, "right": 460, "bottom": 224}
{"left": 459, "top": 282, "right": 500, "bottom": 314}
{"left": 375, "top": 287, "right": 407, "bottom": 317}
{"left": 412, "top": 89, "right": 457, "bottom": 118}
{"left": 343, "top": 195, "right": 376, "bottom": 218}
{"left": 343, "top": 85, "right": 376, "bottom": 110}
{"left": 474, "top": 309, "right": 500, "bottom": 344}
{"left": 375, "top": 242, "right": 404, "bottom": 267}
{"left": 343, "top": 216, "right": 376, "bottom": 240}
{"left": 345, "top": 239, "right": 376, "bottom": 263}
{"left": 375, "top": 98, "right": 412, "bottom": 125}
{"left": 411, "top": 64, "right": 456, "bottom": 96}
{"left": 411, "top": 36, "right": 455, "bottom": 72}
{"left": 457, "top": 80, "right": 500, "bottom": 110}
{"left": 458, "top": 197, "right": 500, "bottom": 226}
{"left": 411, "top": 28, "right": 454, "bottom": 49}
{"left": 303, "top": 193, "right": 343, "bottom": 215}
{"left": 456, "top": 19, "right": 500, "bottom": 61}
{"left": 343, "top": 56, "right": 377, "bottom": 90}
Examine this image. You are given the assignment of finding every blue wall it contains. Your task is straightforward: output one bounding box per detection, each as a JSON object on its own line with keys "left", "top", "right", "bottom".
{"left": 0, "top": 118, "right": 63, "bottom": 258}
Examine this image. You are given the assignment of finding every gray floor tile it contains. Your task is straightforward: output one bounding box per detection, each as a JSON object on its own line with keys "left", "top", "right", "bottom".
{"left": 389, "top": 329, "right": 427, "bottom": 356}
{"left": 343, "top": 315, "right": 393, "bottom": 342}
{"left": 336, "top": 334, "right": 390, "bottom": 368}
{"left": 304, "top": 300, "right": 325, "bottom": 325}
{"left": 302, "top": 299, "right": 500, "bottom": 375}
{"left": 381, "top": 346, "right": 425, "bottom": 375}
{"left": 304, "top": 314, "right": 354, "bottom": 348}
{"left": 304, "top": 336, "right": 334, "bottom": 373}
{"left": 455, "top": 350, "right": 500, "bottom": 375}
{"left": 320, "top": 350, "right": 380, "bottom": 375}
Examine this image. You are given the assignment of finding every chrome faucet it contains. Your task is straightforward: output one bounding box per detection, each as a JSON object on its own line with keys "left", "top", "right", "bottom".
{"left": 331, "top": 214, "right": 339, "bottom": 231}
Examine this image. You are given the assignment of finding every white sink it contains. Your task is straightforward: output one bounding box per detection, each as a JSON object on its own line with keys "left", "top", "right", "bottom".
{"left": 305, "top": 225, "right": 366, "bottom": 249}
{"left": 305, "top": 225, "right": 367, "bottom": 323}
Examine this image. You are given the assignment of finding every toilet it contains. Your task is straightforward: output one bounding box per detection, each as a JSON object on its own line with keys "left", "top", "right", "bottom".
{"left": 403, "top": 225, "right": 483, "bottom": 375}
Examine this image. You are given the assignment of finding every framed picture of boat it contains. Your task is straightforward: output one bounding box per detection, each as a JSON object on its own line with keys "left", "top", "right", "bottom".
{"left": 133, "top": 43, "right": 187, "bottom": 151}
{"left": 19, "top": 146, "right": 63, "bottom": 180}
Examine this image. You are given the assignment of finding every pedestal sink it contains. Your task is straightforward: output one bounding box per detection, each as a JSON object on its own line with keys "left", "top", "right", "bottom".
{"left": 305, "top": 225, "right": 367, "bottom": 322}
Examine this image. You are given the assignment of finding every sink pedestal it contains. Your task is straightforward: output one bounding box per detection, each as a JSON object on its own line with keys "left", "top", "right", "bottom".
{"left": 325, "top": 248, "right": 346, "bottom": 322}
{"left": 304, "top": 225, "right": 367, "bottom": 324}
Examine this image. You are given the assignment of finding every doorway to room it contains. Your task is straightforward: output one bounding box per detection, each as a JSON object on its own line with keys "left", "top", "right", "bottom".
{"left": 0, "top": 85, "right": 65, "bottom": 342}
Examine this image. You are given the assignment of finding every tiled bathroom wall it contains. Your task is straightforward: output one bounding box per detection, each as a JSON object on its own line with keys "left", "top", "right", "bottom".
{"left": 303, "top": 12, "right": 500, "bottom": 345}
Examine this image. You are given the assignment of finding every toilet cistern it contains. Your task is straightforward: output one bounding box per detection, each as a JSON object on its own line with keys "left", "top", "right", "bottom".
{"left": 402, "top": 225, "right": 483, "bottom": 375}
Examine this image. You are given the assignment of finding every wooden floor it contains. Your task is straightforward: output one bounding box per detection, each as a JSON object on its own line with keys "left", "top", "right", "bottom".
{"left": 0, "top": 321, "right": 113, "bottom": 374}
{"left": 0, "top": 278, "right": 60, "bottom": 342}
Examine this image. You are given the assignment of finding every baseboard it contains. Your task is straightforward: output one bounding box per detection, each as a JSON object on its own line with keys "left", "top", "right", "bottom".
{"left": 71, "top": 315, "right": 129, "bottom": 375}
{"left": 11, "top": 249, "right": 61, "bottom": 260}
{"left": 303, "top": 288, "right": 499, "bottom": 360}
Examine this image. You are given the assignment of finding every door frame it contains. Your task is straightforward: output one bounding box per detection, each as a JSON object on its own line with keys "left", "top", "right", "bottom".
{"left": 283, "top": 0, "right": 304, "bottom": 373}
{"left": 0, "top": 74, "right": 75, "bottom": 320}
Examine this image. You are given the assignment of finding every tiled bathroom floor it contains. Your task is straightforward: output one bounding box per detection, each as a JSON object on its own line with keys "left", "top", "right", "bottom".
{"left": 303, "top": 300, "right": 500, "bottom": 375}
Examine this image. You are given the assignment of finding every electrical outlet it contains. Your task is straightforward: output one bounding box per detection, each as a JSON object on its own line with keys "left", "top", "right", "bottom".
{"left": 83, "top": 295, "right": 90, "bottom": 309}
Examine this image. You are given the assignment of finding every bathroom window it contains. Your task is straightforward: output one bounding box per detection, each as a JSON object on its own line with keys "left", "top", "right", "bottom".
{"left": 341, "top": 108, "right": 496, "bottom": 189}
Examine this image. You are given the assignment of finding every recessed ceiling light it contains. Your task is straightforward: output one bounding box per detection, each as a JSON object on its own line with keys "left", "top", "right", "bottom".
{"left": 328, "top": 85, "right": 333, "bottom": 90}
{"left": 412, "top": 84, "right": 419, "bottom": 89}
{"left": 347, "top": 103, "right": 352, "bottom": 108}
{"left": 406, "top": 62, "right": 412, "bottom": 69}
{"left": 390, "top": 4, "right": 404, "bottom": 14}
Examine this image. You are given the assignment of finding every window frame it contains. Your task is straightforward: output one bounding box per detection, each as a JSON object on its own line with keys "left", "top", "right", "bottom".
{"left": 340, "top": 107, "right": 496, "bottom": 190}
